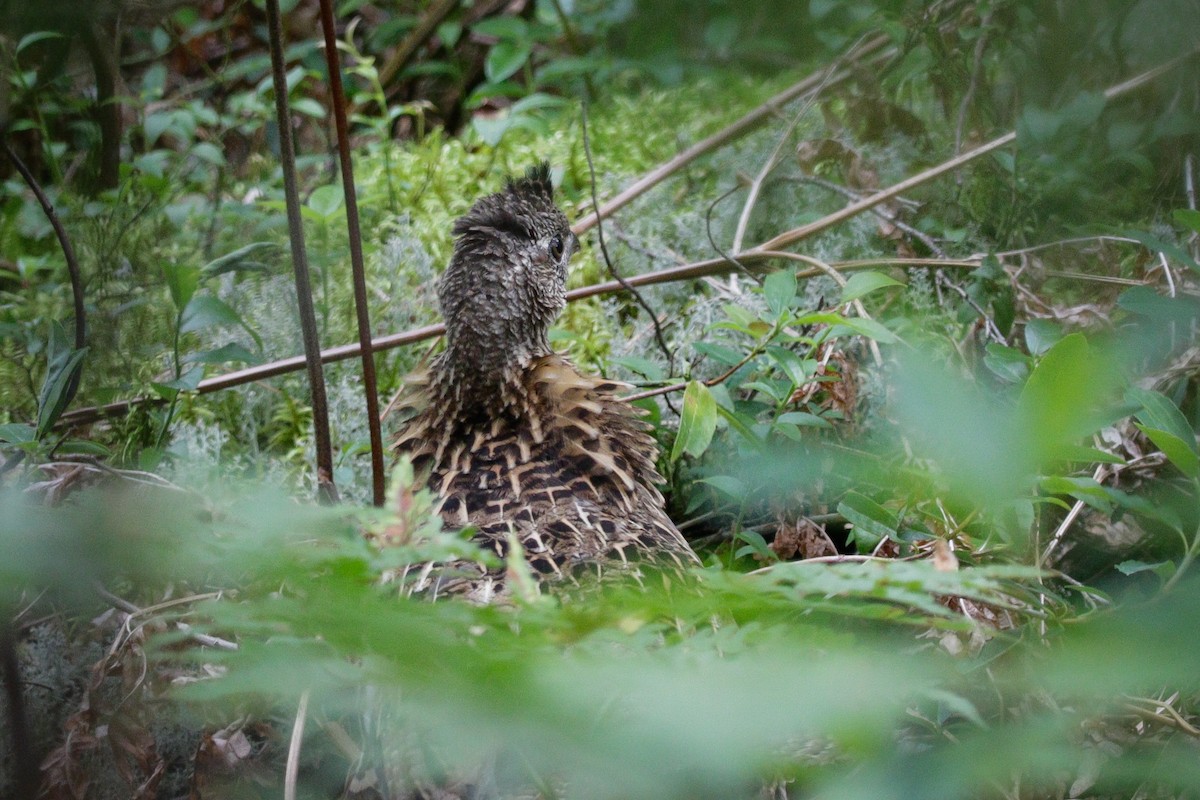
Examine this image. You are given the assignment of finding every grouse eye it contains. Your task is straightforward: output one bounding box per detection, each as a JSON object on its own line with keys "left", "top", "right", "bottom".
{"left": 549, "top": 234, "right": 564, "bottom": 261}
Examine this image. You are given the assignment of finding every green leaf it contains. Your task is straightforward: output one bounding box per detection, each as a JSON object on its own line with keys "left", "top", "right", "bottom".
{"left": 671, "top": 381, "right": 718, "bottom": 461}
{"left": 1017, "top": 333, "right": 1113, "bottom": 462}
{"left": 202, "top": 242, "right": 279, "bottom": 277}
{"left": 766, "top": 346, "right": 811, "bottom": 387}
{"left": 1121, "top": 229, "right": 1200, "bottom": 274}
{"left": 610, "top": 356, "right": 664, "bottom": 382}
{"left": 840, "top": 271, "right": 904, "bottom": 303}
{"left": 1174, "top": 208, "right": 1200, "bottom": 234}
{"left": 181, "top": 295, "right": 244, "bottom": 334}
{"left": 0, "top": 423, "right": 36, "bottom": 445}
{"left": 162, "top": 262, "right": 200, "bottom": 311}
{"left": 306, "top": 184, "right": 344, "bottom": 219}
{"left": 830, "top": 317, "right": 899, "bottom": 344}
{"left": 776, "top": 411, "right": 831, "bottom": 428}
{"left": 1127, "top": 388, "right": 1197, "bottom": 455}
{"left": 35, "top": 324, "right": 87, "bottom": 440}
{"left": 184, "top": 342, "right": 262, "bottom": 366}
{"left": 983, "top": 343, "right": 1031, "bottom": 383}
{"left": 1024, "top": 319, "right": 1062, "bottom": 356}
{"left": 56, "top": 440, "right": 112, "bottom": 457}
{"left": 698, "top": 475, "right": 748, "bottom": 498}
{"left": 17, "top": 31, "right": 63, "bottom": 54}
{"left": 763, "top": 269, "right": 797, "bottom": 316}
{"left": 472, "top": 16, "right": 528, "bottom": 39}
{"left": 1136, "top": 425, "right": 1199, "bottom": 479}
{"left": 837, "top": 491, "right": 899, "bottom": 549}
{"left": 485, "top": 40, "right": 532, "bottom": 84}
{"left": 693, "top": 342, "right": 746, "bottom": 366}
{"left": 152, "top": 367, "right": 204, "bottom": 399}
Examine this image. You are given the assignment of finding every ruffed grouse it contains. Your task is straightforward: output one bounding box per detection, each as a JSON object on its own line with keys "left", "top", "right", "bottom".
{"left": 391, "top": 163, "right": 698, "bottom": 601}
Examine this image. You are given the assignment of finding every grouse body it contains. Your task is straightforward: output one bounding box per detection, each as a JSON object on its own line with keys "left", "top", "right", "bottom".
{"left": 391, "top": 164, "right": 698, "bottom": 601}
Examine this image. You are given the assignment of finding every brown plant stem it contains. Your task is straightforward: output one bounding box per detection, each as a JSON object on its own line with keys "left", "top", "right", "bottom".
{"left": 319, "top": 0, "right": 386, "bottom": 507}
{"left": 266, "top": 0, "right": 339, "bottom": 505}
{"left": 4, "top": 139, "right": 87, "bottom": 404}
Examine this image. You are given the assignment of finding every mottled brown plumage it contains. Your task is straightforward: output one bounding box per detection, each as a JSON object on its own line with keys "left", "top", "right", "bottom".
{"left": 391, "top": 163, "right": 698, "bottom": 601}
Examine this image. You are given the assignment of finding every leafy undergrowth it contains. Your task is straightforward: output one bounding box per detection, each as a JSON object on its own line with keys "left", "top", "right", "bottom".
{"left": 3, "top": 1, "right": 1200, "bottom": 798}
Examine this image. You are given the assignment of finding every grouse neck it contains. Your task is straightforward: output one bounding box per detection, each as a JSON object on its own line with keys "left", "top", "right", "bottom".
{"left": 436, "top": 331, "right": 553, "bottom": 412}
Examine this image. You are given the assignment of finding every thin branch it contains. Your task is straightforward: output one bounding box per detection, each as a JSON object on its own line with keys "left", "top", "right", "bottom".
{"left": 755, "top": 43, "right": 1198, "bottom": 255}
{"left": 374, "top": 0, "right": 461, "bottom": 92}
{"left": 569, "top": 35, "right": 895, "bottom": 235}
{"left": 581, "top": 100, "right": 677, "bottom": 380}
{"left": 266, "top": 0, "right": 339, "bottom": 504}
{"left": 731, "top": 34, "right": 859, "bottom": 253}
{"left": 954, "top": 7, "right": 993, "bottom": 155}
{"left": 4, "top": 140, "right": 87, "bottom": 402}
{"left": 319, "top": 0, "right": 386, "bottom": 507}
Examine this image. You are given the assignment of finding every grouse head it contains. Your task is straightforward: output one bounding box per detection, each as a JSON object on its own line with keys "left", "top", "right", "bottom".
{"left": 437, "top": 163, "right": 579, "bottom": 381}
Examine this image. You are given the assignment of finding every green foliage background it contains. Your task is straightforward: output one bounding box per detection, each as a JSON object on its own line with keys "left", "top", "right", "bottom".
{"left": 2, "top": 0, "right": 1200, "bottom": 797}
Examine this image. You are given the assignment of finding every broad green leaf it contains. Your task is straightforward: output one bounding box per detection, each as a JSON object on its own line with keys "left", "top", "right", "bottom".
{"left": 983, "top": 343, "right": 1031, "bottom": 383}
{"left": 17, "top": 31, "right": 63, "bottom": 53}
{"left": 185, "top": 342, "right": 262, "bottom": 366}
{"left": 699, "top": 475, "right": 748, "bottom": 498}
{"left": 1116, "top": 560, "right": 1175, "bottom": 581}
{"left": 829, "top": 317, "right": 899, "bottom": 344}
{"left": 1127, "top": 387, "right": 1197, "bottom": 455}
{"left": 671, "top": 381, "right": 718, "bottom": 461}
{"left": 1121, "top": 229, "right": 1200, "bottom": 274}
{"left": 610, "top": 356, "right": 664, "bottom": 382}
{"left": 1174, "top": 208, "right": 1200, "bottom": 234}
{"left": 1024, "top": 319, "right": 1062, "bottom": 356}
{"left": 763, "top": 269, "right": 797, "bottom": 316}
{"left": 36, "top": 324, "right": 87, "bottom": 439}
{"left": 776, "top": 411, "right": 831, "bottom": 428}
{"left": 840, "top": 270, "right": 904, "bottom": 303}
{"left": 693, "top": 341, "right": 746, "bottom": 366}
{"left": 485, "top": 40, "right": 532, "bottom": 84}
{"left": 202, "top": 242, "right": 278, "bottom": 277}
{"left": 163, "top": 262, "right": 200, "bottom": 311}
{"left": 152, "top": 367, "right": 204, "bottom": 398}
{"left": 181, "top": 295, "right": 244, "bottom": 334}
{"left": 472, "top": 16, "right": 528, "bottom": 39}
{"left": 1136, "top": 424, "right": 1199, "bottom": 479}
{"left": 306, "top": 184, "right": 344, "bottom": 219}
{"left": 1017, "top": 333, "right": 1113, "bottom": 461}
{"left": 837, "top": 491, "right": 899, "bottom": 547}
{"left": 510, "top": 93, "right": 569, "bottom": 114}
{"left": 766, "top": 346, "right": 811, "bottom": 387}
{"left": 0, "top": 423, "right": 36, "bottom": 445}
{"left": 56, "top": 440, "right": 112, "bottom": 457}
{"left": 715, "top": 405, "right": 764, "bottom": 449}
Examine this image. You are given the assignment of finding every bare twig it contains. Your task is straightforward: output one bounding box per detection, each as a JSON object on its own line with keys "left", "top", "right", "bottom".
{"left": 266, "top": 0, "right": 339, "bottom": 504}
{"left": 374, "top": 0, "right": 461, "bottom": 93}
{"left": 581, "top": 100, "right": 677, "bottom": 381}
{"left": 570, "top": 35, "right": 895, "bottom": 235}
{"left": 954, "top": 8, "right": 993, "bottom": 155}
{"left": 319, "top": 0, "right": 386, "bottom": 507}
{"left": 731, "top": 35, "right": 860, "bottom": 253}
